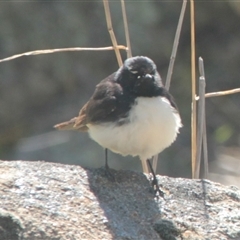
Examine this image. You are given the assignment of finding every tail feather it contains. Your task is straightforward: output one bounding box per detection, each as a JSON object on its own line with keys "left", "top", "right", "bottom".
{"left": 54, "top": 117, "right": 88, "bottom": 132}
{"left": 54, "top": 118, "right": 77, "bottom": 130}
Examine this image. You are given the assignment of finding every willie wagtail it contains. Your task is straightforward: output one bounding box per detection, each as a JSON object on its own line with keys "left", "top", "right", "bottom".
{"left": 54, "top": 56, "right": 182, "bottom": 173}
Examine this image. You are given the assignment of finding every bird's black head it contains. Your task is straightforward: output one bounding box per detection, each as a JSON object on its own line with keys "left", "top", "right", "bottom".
{"left": 116, "top": 56, "right": 163, "bottom": 97}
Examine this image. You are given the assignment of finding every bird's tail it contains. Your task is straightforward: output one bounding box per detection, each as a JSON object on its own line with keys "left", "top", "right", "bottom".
{"left": 54, "top": 117, "right": 77, "bottom": 130}
{"left": 54, "top": 117, "right": 88, "bottom": 132}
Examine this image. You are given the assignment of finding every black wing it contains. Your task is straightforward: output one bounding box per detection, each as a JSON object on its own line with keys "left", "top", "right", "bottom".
{"left": 81, "top": 73, "right": 134, "bottom": 124}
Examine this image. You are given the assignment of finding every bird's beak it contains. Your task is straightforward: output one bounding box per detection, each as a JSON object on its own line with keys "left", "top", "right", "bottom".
{"left": 144, "top": 73, "right": 153, "bottom": 80}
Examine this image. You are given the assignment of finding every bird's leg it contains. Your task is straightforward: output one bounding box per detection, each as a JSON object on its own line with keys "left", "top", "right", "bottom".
{"left": 152, "top": 154, "right": 158, "bottom": 173}
{"left": 147, "top": 159, "right": 164, "bottom": 198}
{"left": 141, "top": 159, "right": 150, "bottom": 174}
{"left": 105, "top": 148, "right": 109, "bottom": 170}
{"left": 104, "top": 148, "right": 115, "bottom": 181}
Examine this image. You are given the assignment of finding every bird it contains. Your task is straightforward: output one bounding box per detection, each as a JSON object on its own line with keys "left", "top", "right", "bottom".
{"left": 54, "top": 56, "right": 182, "bottom": 174}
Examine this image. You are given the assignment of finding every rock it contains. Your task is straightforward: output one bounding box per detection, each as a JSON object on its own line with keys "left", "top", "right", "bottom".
{"left": 0, "top": 160, "right": 239, "bottom": 240}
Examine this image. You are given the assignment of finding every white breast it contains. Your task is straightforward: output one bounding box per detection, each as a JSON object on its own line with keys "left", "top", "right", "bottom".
{"left": 87, "top": 96, "right": 182, "bottom": 160}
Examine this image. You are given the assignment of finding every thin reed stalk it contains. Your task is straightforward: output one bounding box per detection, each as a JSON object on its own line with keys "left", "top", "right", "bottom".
{"left": 0, "top": 46, "right": 127, "bottom": 64}
{"left": 195, "top": 57, "right": 206, "bottom": 178}
{"left": 103, "top": 0, "right": 123, "bottom": 66}
{"left": 152, "top": 0, "right": 187, "bottom": 173}
{"left": 190, "top": 0, "right": 197, "bottom": 179}
{"left": 121, "top": 0, "right": 132, "bottom": 58}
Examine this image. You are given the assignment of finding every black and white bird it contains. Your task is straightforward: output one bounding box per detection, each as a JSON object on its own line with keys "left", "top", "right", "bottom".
{"left": 54, "top": 56, "right": 182, "bottom": 173}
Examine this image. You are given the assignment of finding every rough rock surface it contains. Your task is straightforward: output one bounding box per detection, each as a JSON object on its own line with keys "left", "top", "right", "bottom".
{"left": 0, "top": 160, "right": 240, "bottom": 240}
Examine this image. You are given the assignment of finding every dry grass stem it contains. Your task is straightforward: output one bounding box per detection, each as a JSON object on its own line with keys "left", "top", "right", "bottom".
{"left": 198, "top": 56, "right": 205, "bottom": 77}
{"left": 165, "top": 0, "right": 187, "bottom": 91}
{"left": 121, "top": 0, "right": 132, "bottom": 58}
{"left": 152, "top": 0, "right": 187, "bottom": 173}
{"left": 195, "top": 77, "right": 205, "bottom": 178}
{"left": 103, "top": 0, "right": 123, "bottom": 66}
{"left": 203, "top": 118, "right": 208, "bottom": 179}
{"left": 195, "top": 57, "right": 206, "bottom": 178}
{"left": 195, "top": 88, "right": 240, "bottom": 100}
{"left": 0, "top": 46, "right": 127, "bottom": 64}
{"left": 199, "top": 57, "right": 209, "bottom": 179}
{"left": 190, "top": 0, "right": 197, "bottom": 179}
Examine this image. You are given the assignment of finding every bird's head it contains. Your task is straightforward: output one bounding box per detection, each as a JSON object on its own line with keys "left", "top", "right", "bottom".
{"left": 116, "top": 56, "right": 163, "bottom": 97}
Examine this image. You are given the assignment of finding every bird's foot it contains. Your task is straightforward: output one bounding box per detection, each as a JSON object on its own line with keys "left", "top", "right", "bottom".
{"left": 147, "top": 159, "right": 164, "bottom": 198}
{"left": 104, "top": 163, "right": 115, "bottom": 181}
{"left": 151, "top": 175, "right": 164, "bottom": 198}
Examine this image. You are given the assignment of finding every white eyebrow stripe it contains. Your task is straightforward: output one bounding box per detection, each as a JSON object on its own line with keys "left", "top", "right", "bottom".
{"left": 130, "top": 70, "right": 138, "bottom": 74}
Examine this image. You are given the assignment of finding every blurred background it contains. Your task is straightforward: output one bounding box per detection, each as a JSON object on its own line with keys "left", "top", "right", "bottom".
{"left": 0, "top": 1, "right": 239, "bottom": 187}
